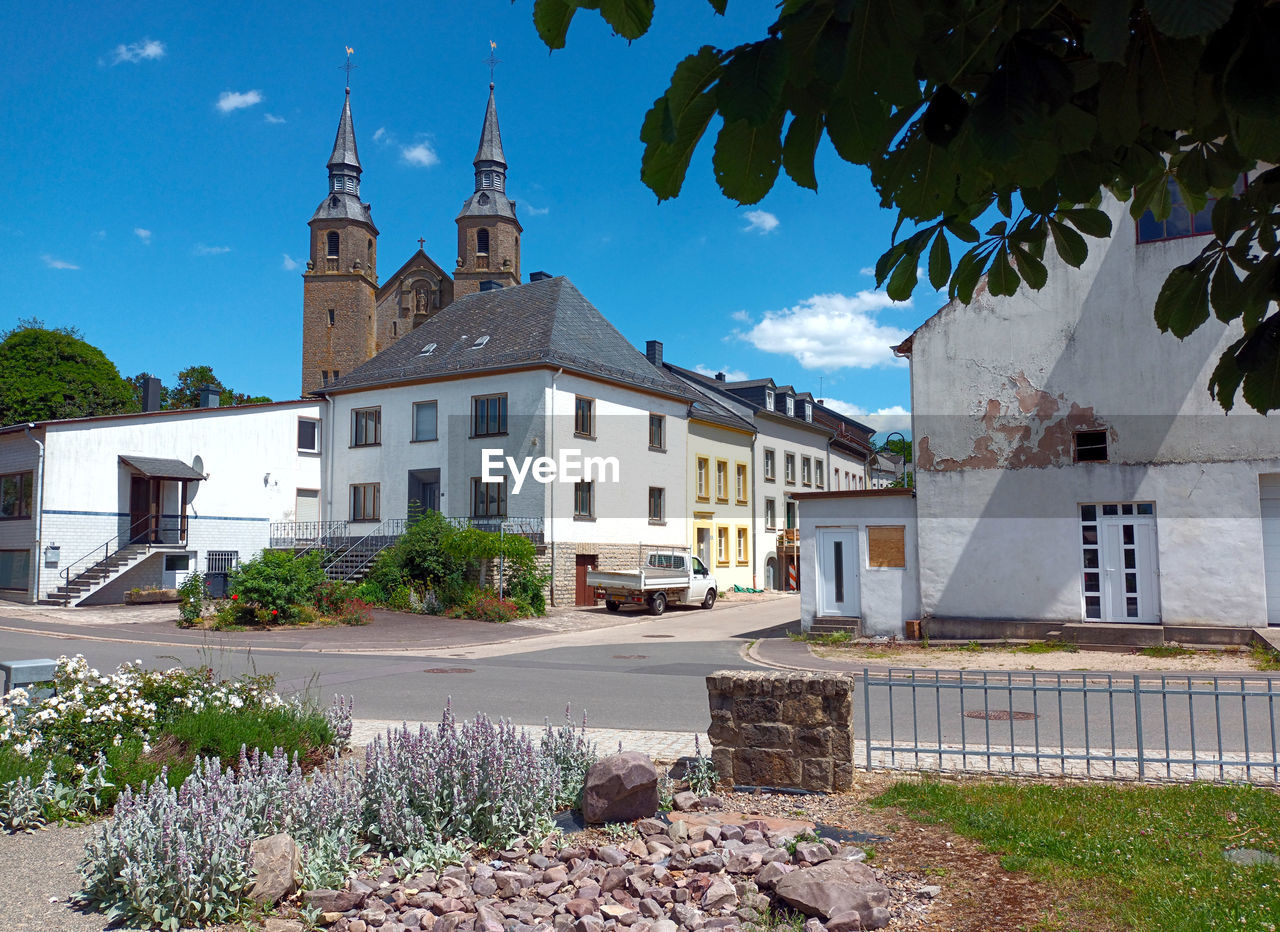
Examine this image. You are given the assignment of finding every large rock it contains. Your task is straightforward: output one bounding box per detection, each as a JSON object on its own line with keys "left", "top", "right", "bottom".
{"left": 773, "top": 861, "right": 889, "bottom": 921}
{"left": 249, "top": 833, "right": 300, "bottom": 905}
{"left": 582, "top": 752, "right": 659, "bottom": 824}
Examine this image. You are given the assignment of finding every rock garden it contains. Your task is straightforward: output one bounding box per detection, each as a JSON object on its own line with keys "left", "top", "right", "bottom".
{"left": 0, "top": 654, "right": 936, "bottom": 932}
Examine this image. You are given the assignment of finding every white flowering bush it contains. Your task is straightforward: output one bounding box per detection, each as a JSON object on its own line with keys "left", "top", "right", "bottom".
{"left": 77, "top": 747, "right": 363, "bottom": 930}
{"left": 0, "top": 655, "right": 282, "bottom": 764}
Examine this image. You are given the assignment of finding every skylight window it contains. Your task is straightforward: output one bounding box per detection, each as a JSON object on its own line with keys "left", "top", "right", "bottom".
{"left": 418, "top": 343, "right": 437, "bottom": 357}
{"left": 472, "top": 335, "right": 490, "bottom": 349}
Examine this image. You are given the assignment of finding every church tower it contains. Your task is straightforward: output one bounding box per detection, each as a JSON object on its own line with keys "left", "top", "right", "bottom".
{"left": 301, "top": 88, "right": 378, "bottom": 395}
{"left": 454, "top": 84, "right": 522, "bottom": 298}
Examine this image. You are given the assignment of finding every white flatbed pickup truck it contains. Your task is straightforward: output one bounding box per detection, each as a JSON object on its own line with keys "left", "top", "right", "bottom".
{"left": 586, "top": 552, "right": 718, "bottom": 616}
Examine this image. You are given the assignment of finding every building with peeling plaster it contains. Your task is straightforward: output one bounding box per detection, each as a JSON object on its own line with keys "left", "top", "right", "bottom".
{"left": 800, "top": 188, "right": 1280, "bottom": 637}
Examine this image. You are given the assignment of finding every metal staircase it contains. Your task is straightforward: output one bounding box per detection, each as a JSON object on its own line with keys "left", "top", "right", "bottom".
{"left": 318, "top": 519, "right": 407, "bottom": 582}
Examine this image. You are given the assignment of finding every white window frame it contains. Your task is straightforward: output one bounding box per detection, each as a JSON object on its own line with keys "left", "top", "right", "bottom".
{"left": 412, "top": 401, "right": 438, "bottom": 443}
{"left": 297, "top": 417, "right": 320, "bottom": 453}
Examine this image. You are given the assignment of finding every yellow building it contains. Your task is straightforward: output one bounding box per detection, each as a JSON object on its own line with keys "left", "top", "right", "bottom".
{"left": 686, "top": 403, "right": 757, "bottom": 590}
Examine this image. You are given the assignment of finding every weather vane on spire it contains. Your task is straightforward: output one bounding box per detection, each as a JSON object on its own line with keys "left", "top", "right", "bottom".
{"left": 342, "top": 46, "right": 356, "bottom": 89}
{"left": 485, "top": 40, "right": 501, "bottom": 85}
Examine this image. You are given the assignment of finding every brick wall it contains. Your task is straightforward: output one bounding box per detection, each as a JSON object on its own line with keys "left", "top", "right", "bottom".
{"left": 302, "top": 220, "right": 378, "bottom": 396}
{"left": 454, "top": 217, "right": 521, "bottom": 298}
{"left": 548, "top": 541, "right": 684, "bottom": 607}
{"left": 705, "top": 670, "right": 854, "bottom": 792}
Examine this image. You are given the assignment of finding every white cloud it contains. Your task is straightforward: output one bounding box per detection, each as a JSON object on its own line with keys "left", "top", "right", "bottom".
{"left": 525, "top": 205, "right": 550, "bottom": 217}
{"left": 112, "top": 39, "right": 165, "bottom": 64}
{"left": 822, "top": 399, "right": 912, "bottom": 434}
{"left": 400, "top": 142, "right": 439, "bottom": 167}
{"left": 263, "top": 112, "right": 286, "bottom": 124}
{"left": 281, "top": 254, "right": 299, "bottom": 271}
{"left": 133, "top": 228, "right": 152, "bottom": 244}
{"left": 730, "top": 309, "right": 751, "bottom": 323}
{"left": 216, "top": 90, "right": 263, "bottom": 113}
{"left": 194, "top": 244, "right": 231, "bottom": 256}
{"left": 694, "top": 364, "right": 750, "bottom": 382}
{"left": 858, "top": 266, "right": 875, "bottom": 276}
{"left": 742, "top": 209, "right": 779, "bottom": 234}
{"left": 41, "top": 254, "right": 79, "bottom": 270}
{"left": 373, "top": 127, "right": 388, "bottom": 143}
{"left": 739, "top": 291, "right": 912, "bottom": 370}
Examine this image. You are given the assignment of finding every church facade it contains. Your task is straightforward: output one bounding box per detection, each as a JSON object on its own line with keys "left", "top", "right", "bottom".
{"left": 300, "top": 84, "right": 521, "bottom": 395}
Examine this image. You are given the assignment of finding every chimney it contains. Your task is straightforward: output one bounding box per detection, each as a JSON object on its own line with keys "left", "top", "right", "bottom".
{"left": 645, "top": 340, "right": 663, "bottom": 367}
{"left": 529, "top": 271, "right": 553, "bottom": 282}
{"left": 479, "top": 280, "right": 504, "bottom": 292}
{"left": 142, "top": 377, "right": 162, "bottom": 412}
{"left": 715, "top": 371, "right": 726, "bottom": 382}
{"left": 198, "top": 384, "right": 221, "bottom": 408}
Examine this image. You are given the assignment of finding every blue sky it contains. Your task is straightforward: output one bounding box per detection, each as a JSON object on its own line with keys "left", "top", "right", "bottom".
{"left": 2, "top": 1, "right": 942, "bottom": 432}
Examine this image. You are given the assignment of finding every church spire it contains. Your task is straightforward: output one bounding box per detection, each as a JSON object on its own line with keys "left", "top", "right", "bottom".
{"left": 473, "top": 83, "right": 507, "bottom": 169}
{"left": 327, "top": 89, "right": 362, "bottom": 191}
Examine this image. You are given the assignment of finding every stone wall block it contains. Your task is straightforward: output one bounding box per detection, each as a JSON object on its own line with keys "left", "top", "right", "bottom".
{"left": 705, "top": 670, "right": 855, "bottom": 793}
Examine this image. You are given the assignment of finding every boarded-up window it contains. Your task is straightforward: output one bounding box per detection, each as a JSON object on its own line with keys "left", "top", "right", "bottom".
{"left": 867, "top": 525, "right": 906, "bottom": 568}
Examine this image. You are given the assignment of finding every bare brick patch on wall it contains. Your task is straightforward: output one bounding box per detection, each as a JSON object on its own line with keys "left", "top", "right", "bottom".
{"left": 706, "top": 670, "right": 854, "bottom": 792}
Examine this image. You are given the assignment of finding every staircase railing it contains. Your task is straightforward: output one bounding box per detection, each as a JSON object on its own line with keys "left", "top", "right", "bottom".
{"left": 57, "top": 516, "right": 171, "bottom": 606}
{"left": 324, "top": 518, "right": 408, "bottom": 581}
{"left": 271, "top": 520, "right": 350, "bottom": 554}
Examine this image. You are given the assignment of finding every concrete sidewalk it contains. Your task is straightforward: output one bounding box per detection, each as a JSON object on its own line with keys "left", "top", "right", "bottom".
{"left": 350, "top": 718, "right": 704, "bottom": 762}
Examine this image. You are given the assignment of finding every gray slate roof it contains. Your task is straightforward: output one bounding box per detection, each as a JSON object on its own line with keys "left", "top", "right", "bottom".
{"left": 328, "top": 90, "right": 361, "bottom": 173}
{"left": 119, "top": 455, "right": 206, "bottom": 481}
{"left": 311, "top": 191, "right": 376, "bottom": 228}
{"left": 319, "top": 276, "right": 696, "bottom": 400}
{"left": 474, "top": 85, "right": 507, "bottom": 166}
{"left": 661, "top": 365, "right": 754, "bottom": 432}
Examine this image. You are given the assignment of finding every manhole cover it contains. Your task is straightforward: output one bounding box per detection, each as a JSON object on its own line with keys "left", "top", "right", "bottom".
{"left": 423, "top": 667, "right": 475, "bottom": 674}
{"left": 964, "top": 709, "right": 1038, "bottom": 721}
{"left": 643, "top": 634, "right": 675, "bottom": 639}
{"left": 612, "top": 654, "right": 647, "bottom": 660}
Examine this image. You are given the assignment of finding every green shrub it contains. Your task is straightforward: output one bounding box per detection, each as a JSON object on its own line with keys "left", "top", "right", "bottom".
{"left": 505, "top": 563, "right": 550, "bottom": 616}
{"left": 313, "top": 579, "right": 355, "bottom": 616}
{"left": 352, "top": 579, "right": 387, "bottom": 604}
{"left": 229, "top": 550, "right": 325, "bottom": 621}
{"left": 177, "top": 573, "right": 204, "bottom": 627}
{"left": 366, "top": 510, "right": 466, "bottom": 597}
{"left": 290, "top": 604, "right": 318, "bottom": 626}
{"left": 448, "top": 589, "right": 520, "bottom": 623}
{"left": 386, "top": 585, "right": 416, "bottom": 612}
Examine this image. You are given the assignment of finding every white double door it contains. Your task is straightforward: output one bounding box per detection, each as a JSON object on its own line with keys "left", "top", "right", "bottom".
{"left": 1081, "top": 504, "right": 1159, "bottom": 623}
{"left": 816, "top": 528, "right": 860, "bottom": 617}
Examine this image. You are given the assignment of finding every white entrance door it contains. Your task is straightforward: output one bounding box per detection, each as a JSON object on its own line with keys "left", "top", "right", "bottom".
{"left": 1261, "top": 476, "right": 1280, "bottom": 625}
{"left": 816, "top": 528, "right": 859, "bottom": 617}
{"left": 1080, "top": 503, "right": 1159, "bottom": 623}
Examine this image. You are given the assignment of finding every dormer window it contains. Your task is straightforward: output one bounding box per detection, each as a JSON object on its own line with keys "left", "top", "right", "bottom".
{"left": 786, "top": 395, "right": 795, "bottom": 417}
{"left": 804, "top": 403, "right": 812, "bottom": 422}
{"left": 765, "top": 389, "right": 775, "bottom": 409}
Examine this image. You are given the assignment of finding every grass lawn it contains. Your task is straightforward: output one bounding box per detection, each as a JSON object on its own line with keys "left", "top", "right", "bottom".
{"left": 873, "top": 779, "right": 1280, "bottom": 931}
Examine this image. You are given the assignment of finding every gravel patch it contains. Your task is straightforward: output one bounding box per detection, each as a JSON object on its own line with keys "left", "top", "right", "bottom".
{"left": 0, "top": 824, "right": 111, "bottom": 931}
{"left": 814, "top": 643, "right": 1265, "bottom": 673}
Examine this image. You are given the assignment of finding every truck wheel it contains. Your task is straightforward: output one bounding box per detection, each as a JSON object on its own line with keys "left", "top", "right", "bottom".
{"left": 649, "top": 592, "right": 667, "bottom": 616}
{"left": 605, "top": 600, "right": 621, "bottom": 612}
{"left": 702, "top": 588, "right": 717, "bottom": 609}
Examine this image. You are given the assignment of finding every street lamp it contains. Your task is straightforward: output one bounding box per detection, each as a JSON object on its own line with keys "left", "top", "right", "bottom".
{"left": 883, "top": 431, "right": 907, "bottom": 486}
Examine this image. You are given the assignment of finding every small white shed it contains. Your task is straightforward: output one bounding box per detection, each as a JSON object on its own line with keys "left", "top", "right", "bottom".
{"left": 796, "top": 489, "right": 919, "bottom": 638}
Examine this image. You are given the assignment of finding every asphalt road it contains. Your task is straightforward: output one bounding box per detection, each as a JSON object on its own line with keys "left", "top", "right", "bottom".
{"left": 0, "top": 598, "right": 789, "bottom": 732}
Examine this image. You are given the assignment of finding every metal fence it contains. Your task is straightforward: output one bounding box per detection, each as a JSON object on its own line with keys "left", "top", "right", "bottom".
{"left": 860, "top": 668, "right": 1280, "bottom": 785}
